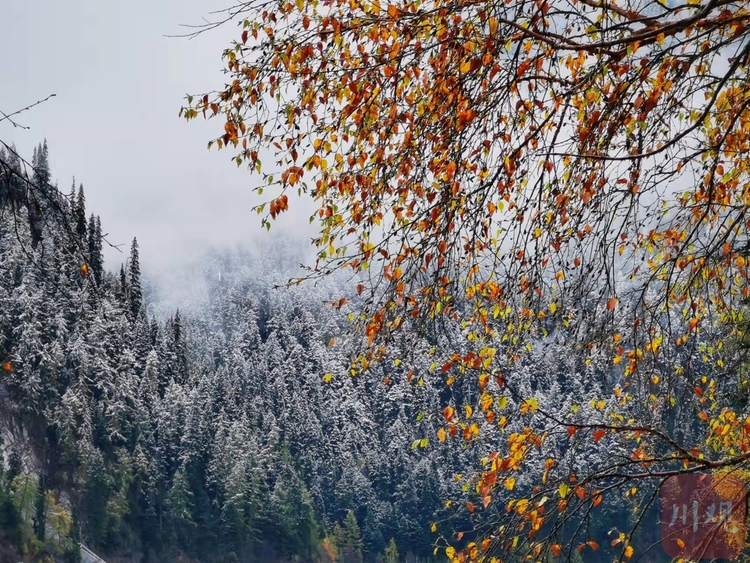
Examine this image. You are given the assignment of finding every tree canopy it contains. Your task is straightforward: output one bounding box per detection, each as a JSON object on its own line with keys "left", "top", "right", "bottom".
{"left": 183, "top": 0, "right": 750, "bottom": 560}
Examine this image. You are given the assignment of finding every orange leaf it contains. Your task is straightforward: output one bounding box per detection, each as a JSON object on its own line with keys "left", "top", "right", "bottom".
{"left": 467, "top": 501, "right": 475, "bottom": 513}
{"left": 607, "top": 297, "right": 618, "bottom": 311}
{"left": 550, "top": 544, "right": 562, "bottom": 557}
{"left": 593, "top": 429, "right": 605, "bottom": 443}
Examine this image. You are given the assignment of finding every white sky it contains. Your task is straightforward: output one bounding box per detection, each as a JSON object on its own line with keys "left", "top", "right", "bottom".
{"left": 0, "top": 0, "right": 317, "bottom": 273}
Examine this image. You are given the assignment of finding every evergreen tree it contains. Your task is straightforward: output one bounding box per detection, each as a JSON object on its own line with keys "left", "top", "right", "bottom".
{"left": 129, "top": 238, "right": 142, "bottom": 318}
{"left": 117, "top": 264, "right": 129, "bottom": 305}
{"left": 31, "top": 140, "right": 50, "bottom": 188}
{"left": 87, "top": 214, "right": 103, "bottom": 285}
{"left": 32, "top": 474, "right": 47, "bottom": 542}
{"left": 0, "top": 449, "right": 22, "bottom": 549}
{"left": 83, "top": 452, "right": 111, "bottom": 549}
{"left": 27, "top": 141, "right": 50, "bottom": 247}
{"left": 336, "top": 511, "right": 363, "bottom": 563}
{"left": 384, "top": 538, "right": 399, "bottom": 563}
{"left": 75, "top": 184, "right": 87, "bottom": 241}
{"left": 63, "top": 506, "right": 82, "bottom": 563}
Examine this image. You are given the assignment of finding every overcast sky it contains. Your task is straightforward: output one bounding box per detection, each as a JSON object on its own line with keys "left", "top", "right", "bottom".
{"left": 0, "top": 0, "right": 317, "bottom": 274}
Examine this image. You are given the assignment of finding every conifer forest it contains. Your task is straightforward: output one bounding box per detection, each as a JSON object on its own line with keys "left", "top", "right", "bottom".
{"left": 8, "top": 0, "right": 750, "bottom": 561}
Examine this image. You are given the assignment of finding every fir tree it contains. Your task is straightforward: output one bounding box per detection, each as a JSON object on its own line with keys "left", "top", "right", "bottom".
{"left": 129, "top": 238, "right": 142, "bottom": 318}
{"left": 117, "top": 264, "right": 129, "bottom": 305}
{"left": 74, "top": 184, "right": 87, "bottom": 242}
{"left": 336, "top": 511, "right": 363, "bottom": 563}
{"left": 87, "top": 214, "right": 103, "bottom": 285}
{"left": 32, "top": 474, "right": 47, "bottom": 542}
{"left": 31, "top": 140, "right": 50, "bottom": 188}
{"left": 63, "top": 506, "right": 82, "bottom": 563}
{"left": 384, "top": 538, "right": 399, "bottom": 563}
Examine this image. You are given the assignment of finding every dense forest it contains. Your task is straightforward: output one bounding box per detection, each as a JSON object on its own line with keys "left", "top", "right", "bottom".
{"left": 0, "top": 142, "right": 479, "bottom": 563}
{"left": 0, "top": 142, "right": 723, "bottom": 563}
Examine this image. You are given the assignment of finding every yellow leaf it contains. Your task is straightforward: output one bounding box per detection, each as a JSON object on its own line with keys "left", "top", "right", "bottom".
{"left": 437, "top": 428, "right": 447, "bottom": 442}
{"left": 459, "top": 60, "right": 472, "bottom": 73}
{"left": 624, "top": 545, "right": 633, "bottom": 558}
{"left": 445, "top": 547, "right": 456, "bottom": 561}
{"left": 558, "top": 483, "right": 570, "bottom": 499}
{"left": 504, "top": 477, "right": 516, "bottom": 491}
{"left": 520, "top": 397, "right": 538, "bottom": 415}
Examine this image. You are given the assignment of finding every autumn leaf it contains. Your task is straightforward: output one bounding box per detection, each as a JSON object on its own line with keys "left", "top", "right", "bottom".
{"left": 520, "top": 397, "right": 538, "bottom": 415}
{"left": 443, "top": 406, "right": 455, "bottom": 422}
{"left": 558, "top": 483, "right": 570, "bottom": 499}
